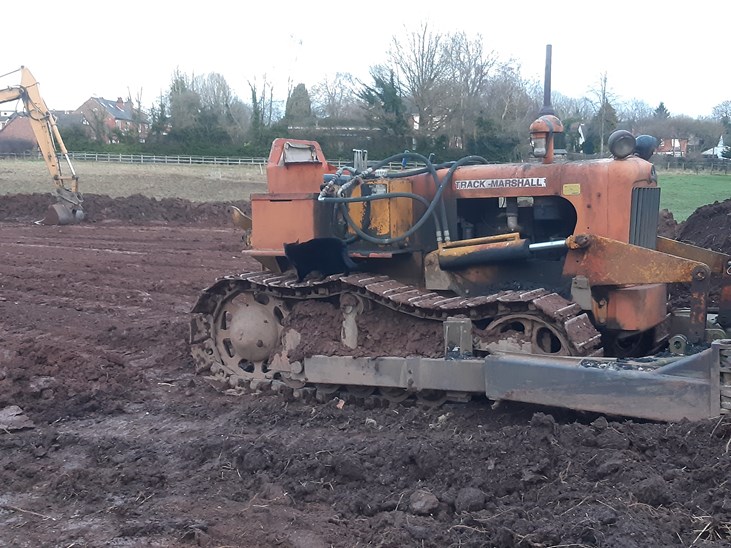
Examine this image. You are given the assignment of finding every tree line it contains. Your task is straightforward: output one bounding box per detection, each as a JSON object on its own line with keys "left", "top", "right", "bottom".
{"left": 62, "top": 24, "right": 731, "bottom": 162}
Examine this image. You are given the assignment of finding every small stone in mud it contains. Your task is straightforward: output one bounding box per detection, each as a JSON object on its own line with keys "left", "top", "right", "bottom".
{"left": 454, "top": 487, "right": 486, "bottom": 513}
{"left": 409, "top": 489, "right": 439, "bottom": 515}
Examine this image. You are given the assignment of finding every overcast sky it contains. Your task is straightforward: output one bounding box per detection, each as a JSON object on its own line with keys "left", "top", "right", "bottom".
{"left": 2, "top": 0, "right": 727, "bottom": 119}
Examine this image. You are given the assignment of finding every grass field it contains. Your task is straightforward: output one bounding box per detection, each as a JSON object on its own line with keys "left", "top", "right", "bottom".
{"left": 1, "top": 159, "right": 729, "bottom": 221}
{"left": 656, "top": 171, "right": 731, "bottom": 220}
{"left": 0, "top": 159, "right": 268, "bottom": 202}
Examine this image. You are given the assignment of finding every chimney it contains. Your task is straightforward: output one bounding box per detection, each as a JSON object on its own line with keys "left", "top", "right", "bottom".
{"left": 116, "top": 97, "right": 124, "bottom": 109}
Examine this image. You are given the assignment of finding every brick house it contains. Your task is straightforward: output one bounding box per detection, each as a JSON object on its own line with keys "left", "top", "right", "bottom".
{"left": 0, "top": 110, "right": 18, "bottom": 131}
{"left": 656, "top": 137, "right": 688, "bottom": 157}
{"left": 0, "top": 109, "right": 88, "bottom": 153}
{"left": 0, "top": 113, "right": 36, "bottom": 153}
{"left": 76, "top": 97, "right": 149, "bottom": 144}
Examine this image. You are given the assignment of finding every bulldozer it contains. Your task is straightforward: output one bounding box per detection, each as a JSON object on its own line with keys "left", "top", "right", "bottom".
{"left": 190, "top": 46, "right": 731, "bottom": 422}
{"left": 0, "top": 66, "right": 84, "bottom": 225}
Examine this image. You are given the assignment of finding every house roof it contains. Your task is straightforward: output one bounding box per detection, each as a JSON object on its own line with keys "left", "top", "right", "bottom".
{"left": 54, "top": 111, "right": 85, "bottom": 127}
{"left": 92, "top": 97, "right": 142, "bottom": 122}
{"left": 702, "top": 136, "right": 727, "bottom": 158}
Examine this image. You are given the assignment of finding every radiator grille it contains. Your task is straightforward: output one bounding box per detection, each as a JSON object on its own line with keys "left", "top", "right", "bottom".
{"left": 629, "top": 187, "right": 661, "bottom": 249}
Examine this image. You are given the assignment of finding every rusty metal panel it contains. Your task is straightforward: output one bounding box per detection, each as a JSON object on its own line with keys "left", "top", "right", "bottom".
{"left": 447, "top": 156, "right": 656, "bottom": 243}
{"left": 656, "top": 236, "right": 730, "bottom": 274}
{"left": 597, "top": 284, "right": 668, "bottom": 331}
{"left": 250, "top": 196, "right": 318, "bottom": 250}
{"left": 346, "top": 179, "right": 414, "bottom": 239}
{"left": 484, "top": 349, "right": 719, "bottom": 421}
{"left": 565, "top": 234, "right": 708, "bottom": 285}
{"left": 266, "top": 138, "right": 331, "bottom": 194}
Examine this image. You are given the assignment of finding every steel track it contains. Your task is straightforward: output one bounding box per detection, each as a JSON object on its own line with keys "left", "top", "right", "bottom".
{"left": 189, "top": 271, "right": 604, "bottom": 405}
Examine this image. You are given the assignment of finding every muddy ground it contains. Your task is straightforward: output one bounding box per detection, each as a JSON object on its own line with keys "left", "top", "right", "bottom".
{"left": 1, "top": 193, "right": 731, "bottom": 547}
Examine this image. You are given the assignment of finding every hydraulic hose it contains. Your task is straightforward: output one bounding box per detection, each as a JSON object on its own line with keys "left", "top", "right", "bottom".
{"left": 320, "top": 152, "right": 488, "bottom": 247}
{"left": 322, "top": 150, "right": 445, "bottom": 243}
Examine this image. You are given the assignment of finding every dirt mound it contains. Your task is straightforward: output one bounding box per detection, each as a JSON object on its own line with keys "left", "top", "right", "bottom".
{"left": 658, "top": 208, "right": 680, "bottom": 239}
{"left": 678, "top": 197, "right": 731, "bottom": 254}
{"left": 667, "top": 198, "right": 731, "bottom": 308}
{"left": 5, "top": 193, "right": 723, "bottom": 248}
{"left": 0, "top": 193, "right": 251, "bottom": 226}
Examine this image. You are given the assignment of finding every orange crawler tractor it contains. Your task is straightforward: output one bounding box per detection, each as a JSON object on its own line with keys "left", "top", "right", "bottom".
{"left": 191, "top": 47, "right": 731, "bottom": 421}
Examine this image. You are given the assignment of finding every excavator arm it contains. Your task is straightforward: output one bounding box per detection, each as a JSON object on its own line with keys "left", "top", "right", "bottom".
{"left": 1, "top": 66, "right": 83, "bottom": 224}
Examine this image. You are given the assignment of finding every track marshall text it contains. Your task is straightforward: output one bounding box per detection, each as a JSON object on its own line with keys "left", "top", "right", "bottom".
{"left": 454, "top": 178, "right": 547, "bottom": 190}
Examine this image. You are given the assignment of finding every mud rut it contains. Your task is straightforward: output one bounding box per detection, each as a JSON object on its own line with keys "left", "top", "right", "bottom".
{"left": 1, "top": 193, "right": 731, "bottom": 548}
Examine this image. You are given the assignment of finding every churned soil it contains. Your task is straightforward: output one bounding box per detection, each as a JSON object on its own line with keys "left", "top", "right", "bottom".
{"left": 1, "top": 193, "right": 731, "bottom": 548}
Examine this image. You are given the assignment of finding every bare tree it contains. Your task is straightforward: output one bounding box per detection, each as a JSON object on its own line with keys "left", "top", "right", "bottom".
{"left": 443, "top": 32, "right": 498, "bottom": 149}
{"left": 168, "top": 69, "right": 200, "bottom": 131}
{"left": 247, "top": 75, "right": 281, "bottom": 127}
{"left": 587, "top": 72, "right": 616, "bottom": 155}
{"left": 196, "top": 73, "right": 234, "bottom": 117}
{"left": 387, "top": 22, "right": 451, "bottom": 142}
{"left": 712, "top": 100, "right": 731, "bottom": 125}
{"left": 616, "top": 99, "right": 654, "bottom": 132}
{"left": 310, "top": 73, "right": 359, "bottom": 121}
{"left": 480, "top": 61, "right": 532, "bottom": 120}
{"left": 553, "top": 93, "right": 594, "bottom": 121}
{"left": 483, "top": 61, "right": 539, "bottom": 138}
{"left": 226, "top": 99, "right": 251, "bottom": 143}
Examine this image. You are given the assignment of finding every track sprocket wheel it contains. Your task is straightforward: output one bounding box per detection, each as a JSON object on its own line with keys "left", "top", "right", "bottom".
{"left": 210, "top": 289, "right": 288, "bottom": 386}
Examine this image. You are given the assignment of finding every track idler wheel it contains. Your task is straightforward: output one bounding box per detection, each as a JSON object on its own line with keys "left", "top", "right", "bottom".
{"left": 479, "top": 313, "right": 573, "bottom": 355}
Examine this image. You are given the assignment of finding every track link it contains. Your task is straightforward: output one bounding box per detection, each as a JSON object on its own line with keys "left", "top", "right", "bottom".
{"left": 189, "top": 271, "right": 603, "bottom": 405}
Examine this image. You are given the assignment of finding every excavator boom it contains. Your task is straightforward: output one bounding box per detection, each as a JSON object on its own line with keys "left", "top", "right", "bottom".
{"left": 1, "top": 66, "right": 83, "bottom": 224}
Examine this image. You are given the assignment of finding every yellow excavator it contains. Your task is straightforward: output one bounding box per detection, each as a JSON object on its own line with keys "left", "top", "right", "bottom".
{"left": 0, "top": 66, "right": 83, "bottom": 224}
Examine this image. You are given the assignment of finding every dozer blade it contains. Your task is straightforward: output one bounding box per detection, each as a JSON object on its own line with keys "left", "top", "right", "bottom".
{"left": 229, "top": 205, "right": 252, "bottom": 230}
{"left": 38, "top": 202, "right": 85, "bottom": 225}
{"left": 483, "top": 341, "right": 729, "bottom": 422}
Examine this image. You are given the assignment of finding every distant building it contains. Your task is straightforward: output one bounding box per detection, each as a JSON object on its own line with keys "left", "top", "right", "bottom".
{"left": 76, "top": 97, "right": 149, "bottom": 144}
{"left": 0, "top": 113, "right": 37, "bottom": 153}
{"left": 0, "top": 110, "right": 17, "bottom": 131}
{"left": 702, "top": 135, "right": 729, "bottom": 159}
{"left": 656, "top": 137, "right": 688, "bottom": 157}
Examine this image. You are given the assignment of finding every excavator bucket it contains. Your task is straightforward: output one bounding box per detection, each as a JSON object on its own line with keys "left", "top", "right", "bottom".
{"left": 39, "top": 202, "right": 84, "bottom": 226}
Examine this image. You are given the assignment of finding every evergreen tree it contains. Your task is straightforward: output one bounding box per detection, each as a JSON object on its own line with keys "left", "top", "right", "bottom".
{"left": 358, "top": 68, "right": 410, "bottom": 139}
{"left": 285, "top": 83, "right": 313, "bottom": 124}
{"left": 654, "top": 102, "right": 670, "bottom": 119}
